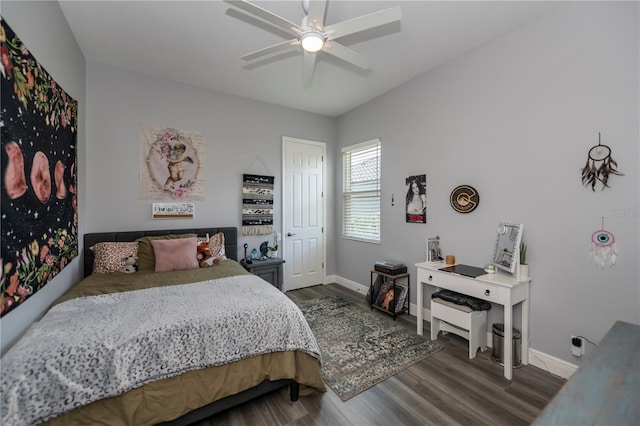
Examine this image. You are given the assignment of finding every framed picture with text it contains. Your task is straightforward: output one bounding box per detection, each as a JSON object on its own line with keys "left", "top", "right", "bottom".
{"left": 406, "top": 174, "right": 426, "bottom": 223}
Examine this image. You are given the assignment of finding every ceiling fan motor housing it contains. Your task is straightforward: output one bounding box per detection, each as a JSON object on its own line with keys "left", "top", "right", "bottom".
{"left": 300, "top": 30, "right": 325, "bottom": 52}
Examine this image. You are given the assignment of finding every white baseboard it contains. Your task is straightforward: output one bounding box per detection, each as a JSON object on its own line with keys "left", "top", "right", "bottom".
{"left": 332, "top": 275, "right": 369, "bottom": 296}
{"left": 331, "top": 277, "right": 577, "bottom": 379}
{"left": 528, "top": 348, "right": 577, "bottom": 379}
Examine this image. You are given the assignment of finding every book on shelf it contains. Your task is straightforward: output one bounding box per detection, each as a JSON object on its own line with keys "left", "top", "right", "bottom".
{"left": 394, "top": 284, "right": 408, "bottom": 313}
{"left": 374, "top": 282, "right": 408, "bottom": 313}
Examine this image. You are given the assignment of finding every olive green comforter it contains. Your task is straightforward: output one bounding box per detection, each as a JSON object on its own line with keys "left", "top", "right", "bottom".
{"left": 36, "top": 260, "right": 325, "bottom": 425}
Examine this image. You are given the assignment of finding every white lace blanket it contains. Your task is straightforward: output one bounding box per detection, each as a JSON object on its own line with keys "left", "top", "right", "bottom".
{"left": 1, "top": 275, "right": 320, "bottom": 426}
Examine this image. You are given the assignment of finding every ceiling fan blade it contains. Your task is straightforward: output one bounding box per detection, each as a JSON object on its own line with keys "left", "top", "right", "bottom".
{"left": 322, "top": 41, "right": 370, "bottom": 70}
{"left": 324, "top": 6, "right": 401, "bottom": 40}
{"left": 224, "top": 0, "right": 303, "bottom": 37}
{"left": 302, "top": 51, "right": 317, "bottom": 83}
{"left": 241, "top": 39, "right": 299, "bottom": 61}
{"left": 305, "top": 0, "right": 327, "bottom": 29}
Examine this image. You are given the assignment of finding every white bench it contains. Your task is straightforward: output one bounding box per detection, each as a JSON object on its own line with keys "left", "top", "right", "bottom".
{"left": 431, "top": 297, "right": 487, "bottom": 359}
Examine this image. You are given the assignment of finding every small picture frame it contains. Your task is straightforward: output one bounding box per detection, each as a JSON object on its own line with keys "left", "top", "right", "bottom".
{"left": 426, "top": 236, "right": 442, "bottom": 262}
{"left": 152, "top": 202, "right": 195, "bottom": 219}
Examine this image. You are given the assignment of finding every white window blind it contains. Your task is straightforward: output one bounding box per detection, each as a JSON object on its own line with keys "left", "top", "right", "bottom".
{"left": 342, "top": 138, "right": 381, "bottom": 242}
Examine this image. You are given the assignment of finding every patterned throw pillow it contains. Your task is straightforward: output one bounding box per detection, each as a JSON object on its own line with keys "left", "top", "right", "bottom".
{"left": 90, "top": 242, "right": 138, "bottom": 274}
{"left": 208, "top": 232, "right": 226, "bottom": 259}
{"left": 197, "top": 232, "right": 227, "bottom": 266}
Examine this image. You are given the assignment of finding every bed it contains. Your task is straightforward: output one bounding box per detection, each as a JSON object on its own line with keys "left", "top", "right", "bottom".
{"left": 1, "top": 227, "right": 325, "bottom": 426}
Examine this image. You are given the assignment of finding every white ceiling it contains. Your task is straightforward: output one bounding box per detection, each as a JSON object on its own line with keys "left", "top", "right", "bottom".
{"left": 59, "top": 0, "right": 561, "bottom": 117}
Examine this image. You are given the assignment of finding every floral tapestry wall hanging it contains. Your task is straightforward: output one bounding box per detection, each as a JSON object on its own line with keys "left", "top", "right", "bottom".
{"left": 138, "top": 123, "right": 205, "bottom": 200}
{"left": 1, "top": 19, "right": 79, "bottom": 317}
{"left": 242, "top": 174, "right": 274, "bottom": 235}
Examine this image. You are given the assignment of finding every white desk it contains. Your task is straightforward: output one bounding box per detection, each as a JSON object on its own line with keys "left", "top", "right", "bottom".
{"left": 416, "top": 261, "right": 530, "bottom": 380}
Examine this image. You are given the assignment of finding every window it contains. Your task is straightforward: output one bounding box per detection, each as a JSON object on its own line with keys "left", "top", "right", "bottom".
{"left": 342, "top": 138, "right": 381, "bottom": 242}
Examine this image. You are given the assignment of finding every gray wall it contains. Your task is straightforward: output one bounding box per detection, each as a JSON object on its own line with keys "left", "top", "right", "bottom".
{"left": 1, "top": 1, "right": 86, "bottom": 354}
{"left": 84, "top": 61, "right": 337, "bottom": 265}
{"left": 1, "top": 1, "right": 637, "bottom": 369}
{"left": 335, "top": 1, "right": 639, "bottom": 364}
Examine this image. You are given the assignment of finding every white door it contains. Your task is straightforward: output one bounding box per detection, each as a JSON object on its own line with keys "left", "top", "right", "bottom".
{"left": 282, "top": 137, "right": 325, "bottom": 291}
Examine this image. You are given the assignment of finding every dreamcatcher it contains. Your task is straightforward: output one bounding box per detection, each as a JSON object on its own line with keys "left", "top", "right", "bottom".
{"left": 581, "top": 133, "right": 623, "bottom": 191}
{"left": 590, "top": 217, "right": 618, "bottom": 268}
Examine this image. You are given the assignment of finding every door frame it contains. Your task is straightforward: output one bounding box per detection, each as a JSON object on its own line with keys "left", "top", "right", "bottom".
{"left": 281, "top": 136, "right": 327, "bottom": 291}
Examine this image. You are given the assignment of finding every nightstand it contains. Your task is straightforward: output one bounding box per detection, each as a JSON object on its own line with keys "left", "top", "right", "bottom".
{"left": 240, "top": 257, "right": 285, "bottom": 290}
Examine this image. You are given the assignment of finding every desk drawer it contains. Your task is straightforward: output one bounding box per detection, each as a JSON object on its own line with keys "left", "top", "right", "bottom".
{"left": 437, "top": 272, "right": 500, "bottom": 303}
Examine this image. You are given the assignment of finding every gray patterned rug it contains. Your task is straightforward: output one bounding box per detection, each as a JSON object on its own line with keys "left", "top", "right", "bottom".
{"left": 296, "top": 296, "right": 443, "bottom": 401}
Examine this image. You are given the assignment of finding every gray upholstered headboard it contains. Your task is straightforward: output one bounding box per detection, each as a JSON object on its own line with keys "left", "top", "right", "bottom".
{"left": 83, "top": 227, "right": 238, "bottom": 277}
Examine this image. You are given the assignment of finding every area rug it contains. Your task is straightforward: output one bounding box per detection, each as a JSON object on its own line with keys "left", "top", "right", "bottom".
{"left": 296, "top": 296, "right": 443, "bottom": 401}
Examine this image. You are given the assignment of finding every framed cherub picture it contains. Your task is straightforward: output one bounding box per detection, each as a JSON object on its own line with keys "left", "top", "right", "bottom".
{"left": 139, "top": 124, "right": 205, "bottom": 200}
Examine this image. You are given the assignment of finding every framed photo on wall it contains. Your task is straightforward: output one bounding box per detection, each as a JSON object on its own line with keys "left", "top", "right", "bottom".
{"left": 406, "top": 174, "right": 426, "bottom": 223}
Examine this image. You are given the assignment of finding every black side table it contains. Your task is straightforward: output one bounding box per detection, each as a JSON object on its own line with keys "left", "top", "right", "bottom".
{"left": 370, "top": 270, "right": 410, "bottom": 320}
{"left": 240, "top": 257, "right": 285, "bottom": 291}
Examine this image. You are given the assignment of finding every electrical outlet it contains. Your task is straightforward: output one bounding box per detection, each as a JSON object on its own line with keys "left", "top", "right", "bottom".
{"left": 571, "top": 335, "right": 585, "bottom": 356}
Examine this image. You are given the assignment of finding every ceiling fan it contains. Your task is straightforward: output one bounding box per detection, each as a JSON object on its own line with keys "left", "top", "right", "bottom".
{"left": 224, "top": 0, "right": 402, "bottom": 82}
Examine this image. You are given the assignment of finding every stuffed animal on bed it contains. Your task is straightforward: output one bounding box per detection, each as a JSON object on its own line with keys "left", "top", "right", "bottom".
{"left": 121, "top": 256, "right": 138, "bottom": 273}
{"left": 197, "top": 240, "right": 222, "bottom": 268}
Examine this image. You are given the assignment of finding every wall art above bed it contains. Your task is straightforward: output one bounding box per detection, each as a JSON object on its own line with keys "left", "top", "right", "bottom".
{"left": 242, "top": 174, "right": 274, "bottom": 235}
{"left": 1, "top": 18, "right": 79, "bottom": 317}
{"left": 138, "top": 123, "right": 205, "bottom": 200}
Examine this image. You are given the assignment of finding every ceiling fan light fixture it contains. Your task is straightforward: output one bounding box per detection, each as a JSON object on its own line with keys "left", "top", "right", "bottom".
{"left": 300, "top": 31, "right": 324, "bottom": 52}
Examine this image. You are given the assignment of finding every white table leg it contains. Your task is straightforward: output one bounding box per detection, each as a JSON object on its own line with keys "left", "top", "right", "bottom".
{"left": 521, "top": 295, "right": 529, "bottom": 365}
{"left": 504, "top": 300, "right": 513, "bottom": 380}
{"left": 417, "top": 279, "right": 424, "bottom": 335}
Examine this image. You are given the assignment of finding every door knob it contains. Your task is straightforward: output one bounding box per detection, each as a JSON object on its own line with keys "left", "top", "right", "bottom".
{"left": 484, "top": 289, "right": 491, "bottom": 296}
{"left": 287, "top": 232, "right": 296, "bottom": 237}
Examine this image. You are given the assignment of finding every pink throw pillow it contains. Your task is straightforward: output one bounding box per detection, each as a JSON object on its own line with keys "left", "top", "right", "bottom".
{"left": 151, "top": 237, "right": 199, "bottom": 272}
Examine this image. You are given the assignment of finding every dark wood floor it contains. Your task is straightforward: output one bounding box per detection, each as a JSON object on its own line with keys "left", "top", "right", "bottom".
{"left": 197, "top": 284, "right": 565, "bottom": 426}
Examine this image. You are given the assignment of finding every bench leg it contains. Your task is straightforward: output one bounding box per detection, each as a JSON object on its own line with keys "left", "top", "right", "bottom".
{"left": 469, "top": 313, "right": 487, "bottom": 359}
{"left": 431, "top": 316, "right": 441, "bottom": 341}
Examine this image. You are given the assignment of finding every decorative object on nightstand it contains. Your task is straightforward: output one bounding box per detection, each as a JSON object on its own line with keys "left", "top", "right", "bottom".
{"left": 243, "top": 243, "right": 252, "bottom": 264}
{"left": 268, "top": 232, "right": 279, "bottom": 258}
{"left": 240, "top": 257, "right": 285, "bottom": 290}
{"left": 259, "top": 241, "right": 269, "bottom": 259}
